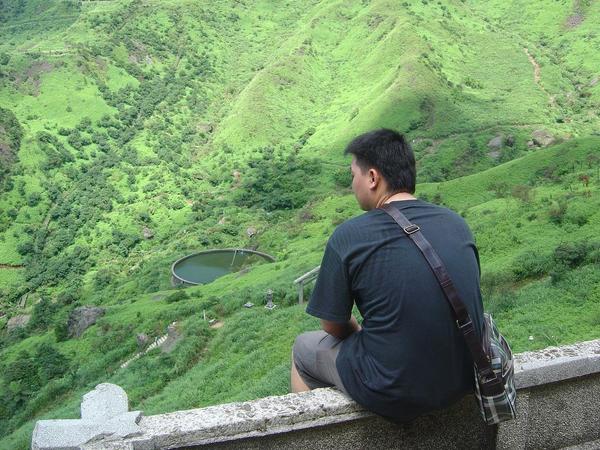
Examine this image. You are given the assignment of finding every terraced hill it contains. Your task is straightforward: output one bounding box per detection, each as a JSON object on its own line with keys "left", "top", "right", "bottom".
{"left": 0, "top": 0, "right": 599, "bottom": 447}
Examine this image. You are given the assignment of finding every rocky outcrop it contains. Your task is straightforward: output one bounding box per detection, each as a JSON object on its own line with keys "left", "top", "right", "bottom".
{"left": 487, "top": 135, "right": 503, "bottom": 150}
{"left": 7, "top": 314, "right": 31, "bottom": 332}
{"left": 68, "top": 306, "right": 105, "bottom": 338}
{"left": 531, "top": 129, "right": 555, "bottom": 147}
{"left": 142, "top": 227, "right": 154, "bottom": 240}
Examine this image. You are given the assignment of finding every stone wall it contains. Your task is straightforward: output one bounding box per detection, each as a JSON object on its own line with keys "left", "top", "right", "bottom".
{"left": 33, "top": 339, "right": 600, "bottom": 450}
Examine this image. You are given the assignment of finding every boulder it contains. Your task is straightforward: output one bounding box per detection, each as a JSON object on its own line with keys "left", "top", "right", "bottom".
{"left": 136, "top": 333, "right": 150, "bottom": 350}
{"left": 487, "top": 135, "right": 503, "bottom": 150}
{"left": 68, "top": 306, "right": 105, "bottom": 338}
{"left": 142, "top": 226, "right": 154, "bottom": 240}
{"left": 7, "top": 314, "right": 31, "bottom": 332}
{"left": 246, "top": 226, "right": 257, "bottom": 238}
{"left": 487, "top": 150, "right": 501, "bottom": 160}
{"left": 196, "top": 123, "right": 213, "bottom": 133}
{"left": 532, "top": 130, "right": 555, "bottom": 147}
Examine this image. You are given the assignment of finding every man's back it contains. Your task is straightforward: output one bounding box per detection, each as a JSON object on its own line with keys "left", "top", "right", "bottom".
{"left": 306, "top": 199, "right": 484, "bottom": 421}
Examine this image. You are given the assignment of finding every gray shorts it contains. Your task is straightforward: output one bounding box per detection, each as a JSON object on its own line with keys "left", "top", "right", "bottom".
{"left": 292, "top": 330, "right": 348, "bottom": 394}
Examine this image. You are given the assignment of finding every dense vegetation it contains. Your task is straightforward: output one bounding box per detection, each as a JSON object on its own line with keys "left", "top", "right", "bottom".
{"left": 0, "top": 107, "right": 23, "bottom": 185}
{"left": 0, "top": 0, "right": 599, "bottom": 447}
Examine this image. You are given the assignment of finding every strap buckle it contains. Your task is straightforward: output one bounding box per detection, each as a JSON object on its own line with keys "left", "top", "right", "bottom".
{"left": 403, "top": 224, "right": 420, "bottom": 235}
{"left": 456, "top": 319, "right": 472, "bottom": 330}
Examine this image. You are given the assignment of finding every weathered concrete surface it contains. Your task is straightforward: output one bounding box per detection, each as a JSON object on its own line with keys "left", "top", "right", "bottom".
{"left": 177, "top": 395, "right": 496, "bottom": 450}
{"left": 81, "top": 383, "right": 129, "bottom": 422}
{"left": 562, "top": 439, "right": 600, "bottom": 449}
{"left": 124, "top": 389, "right": 370, "bottom": 449}
{"left": 523, "top": 374, "right": 600, "bottom": 449}
{"left": 36, "top": 340, "right": 600, "bottom": 450}
{"left": 513, "top": 339, "right": 600, "bottom": 389}
{"left": 32, "top": 384, "right": 142, "bottom": 450}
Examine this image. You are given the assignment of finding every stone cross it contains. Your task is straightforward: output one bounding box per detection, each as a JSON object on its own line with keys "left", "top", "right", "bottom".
{"left": 32, "top": 383, "right": 142, "bottom": 450}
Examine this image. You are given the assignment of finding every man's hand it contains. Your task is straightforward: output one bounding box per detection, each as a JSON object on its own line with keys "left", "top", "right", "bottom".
{"left": 321, "top": 316, "right": 362, "bottom": 340}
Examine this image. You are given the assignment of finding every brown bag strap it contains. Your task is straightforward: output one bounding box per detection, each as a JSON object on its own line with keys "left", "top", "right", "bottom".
{"left": 380, "top": 203, "right": 500, "bottom": 385}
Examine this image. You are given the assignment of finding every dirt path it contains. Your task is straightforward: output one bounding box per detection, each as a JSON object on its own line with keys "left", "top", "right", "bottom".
{"left": 43, "top": 201, "right": 57, "bottom": 231}
{"left": 0, "top": 264, "right": 24, "bottom": 269}
{"left": 524, "top": 47, "right": 541, "bottom": 83}
{"left": 524, "top": 47, "right": 557, "bottom": 107}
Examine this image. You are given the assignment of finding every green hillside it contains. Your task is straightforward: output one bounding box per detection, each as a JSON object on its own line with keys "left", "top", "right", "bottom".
{"left": 0, "top": 0, "right": 599, "bottom": 447}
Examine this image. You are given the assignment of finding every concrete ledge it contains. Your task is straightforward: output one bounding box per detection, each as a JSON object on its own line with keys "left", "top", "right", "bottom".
{"left": 513, "top": 339, "right": 600, "bottom": 389}
{"left": 34, "top": 339, "right": 600, "bottom": 450}
{"left": 127, "top": 390, "right": 371, "bottom": 449}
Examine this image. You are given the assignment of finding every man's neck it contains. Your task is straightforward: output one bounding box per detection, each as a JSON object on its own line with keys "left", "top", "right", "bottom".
{"left": 375, "top": 192, "right": 417, "bottom": 209}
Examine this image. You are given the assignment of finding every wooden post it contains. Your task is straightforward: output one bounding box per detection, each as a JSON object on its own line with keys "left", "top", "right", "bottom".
{"left": 294, "top": 266, "right": 320, "bottom": 305}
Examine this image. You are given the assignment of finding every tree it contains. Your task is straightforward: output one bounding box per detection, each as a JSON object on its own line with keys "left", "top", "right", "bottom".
{"left": 4, "top": 350, "right": 41, "bottom": 398}
{"left": 27, "top": 192, "right": 42, "bottom": 207}
{"left": 28, "top": 297, "right": 58, "bottom": 331}
{"left": 35, "top": 343, "right": 70, "bottom": 382}
{"left": 511, "top": 184, "right": 532, "bottom": 203}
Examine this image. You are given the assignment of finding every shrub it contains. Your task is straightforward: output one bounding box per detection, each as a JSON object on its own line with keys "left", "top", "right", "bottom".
{"left": 486, "top": 291, "right": 517, "bottom": 314}
{"left": 553, "top": 242, "right": 589, "bottom": 268}
{"left": 480, "top": 271, "right": 514, "bottom": 297}
{"left": 166, "top": 289, "right": 189, "bottom": 303}
{"left": 512, "top": 250, "right": 551, "bottom": 281}
{"left": 488, "top": 181, "right": 509, "bottom": 198}
{"left": 28, "top": 297, "right": 58, "bottom": 331}
{"left": 35, "top": 343, "right": 70, "bottom": 382}
{"left": 27, "top": 192, "right": 42, "bottom": 207}
{"left": 54, "top": 321, "right": 70, "bottom": 342}
{"left": 94, "top": 268, "right": 114, "bottom": 289}
{"left": 511, "top": 184, "right": 532, "bottom": 203}
{"left": 332, "top": 168, "right": 352, "bottom": 188}
{"left": 235, "top": 148, "right": 321, "bottom": 211}
{"left": 550, "top": 263, "right": 568, "bottom": 285}
{"left": 17, "top": 240, "right": 34, "bottom": 256}
{"left": 548, "top": 200, "right": 567, "bottom": 224}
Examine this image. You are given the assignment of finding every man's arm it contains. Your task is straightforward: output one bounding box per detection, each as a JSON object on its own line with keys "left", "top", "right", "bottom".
{"left": 321, "top": 316, "right": 361, "bottom": 340}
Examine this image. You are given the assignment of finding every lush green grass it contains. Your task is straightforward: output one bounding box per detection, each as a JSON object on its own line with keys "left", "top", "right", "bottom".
{"left": 0, "top": 0, "right": 599, "bottom": 447}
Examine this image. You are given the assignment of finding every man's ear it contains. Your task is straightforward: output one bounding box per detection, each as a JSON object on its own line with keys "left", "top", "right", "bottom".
{"left": 368, "top": 168, "right": 379, "bottom": 190}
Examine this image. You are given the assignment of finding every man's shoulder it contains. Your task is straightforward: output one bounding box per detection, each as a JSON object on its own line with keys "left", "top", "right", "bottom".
{"left": 330, "top": 209, "right": 379, "bottom": 238}
{"left": 426, "top": 201, "right": 467, "bottom": 223}
{"left": 328, "top": 200, "right": 470, "bottom": 248}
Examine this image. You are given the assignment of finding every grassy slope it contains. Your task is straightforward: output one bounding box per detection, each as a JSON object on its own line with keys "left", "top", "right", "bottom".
{"left": 0, "top": 0, "right": 599, "bottom": 447}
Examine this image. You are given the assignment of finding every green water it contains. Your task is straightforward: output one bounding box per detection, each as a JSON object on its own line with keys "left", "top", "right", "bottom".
{"left": 172, "top": 250, "right": 270, "bottom": 285}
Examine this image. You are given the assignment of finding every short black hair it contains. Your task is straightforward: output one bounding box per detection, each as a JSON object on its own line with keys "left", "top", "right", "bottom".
{"left": 344, "top": 129, "right": 416, "bottom": 194}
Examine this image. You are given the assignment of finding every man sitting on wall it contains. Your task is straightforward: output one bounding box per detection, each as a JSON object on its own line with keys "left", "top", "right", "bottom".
{"left": 290, "top": 129, "right": 485, "bottom": 422}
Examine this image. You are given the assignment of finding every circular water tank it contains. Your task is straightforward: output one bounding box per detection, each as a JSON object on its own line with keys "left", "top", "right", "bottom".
{"left": 171, "top": 248, "right": 275, "bottom": 286}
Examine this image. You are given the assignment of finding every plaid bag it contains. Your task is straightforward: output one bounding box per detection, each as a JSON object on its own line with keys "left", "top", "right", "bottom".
{"left": 381, "top": 204, "right": 517, "bottom": 425}
{"left": 473, "top": 313, "right": 517, "bottom": 424}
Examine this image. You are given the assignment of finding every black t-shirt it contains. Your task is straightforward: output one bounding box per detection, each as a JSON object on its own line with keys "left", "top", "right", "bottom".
{"left": 306, "top": 199, "right": 484, "bottom": 422}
